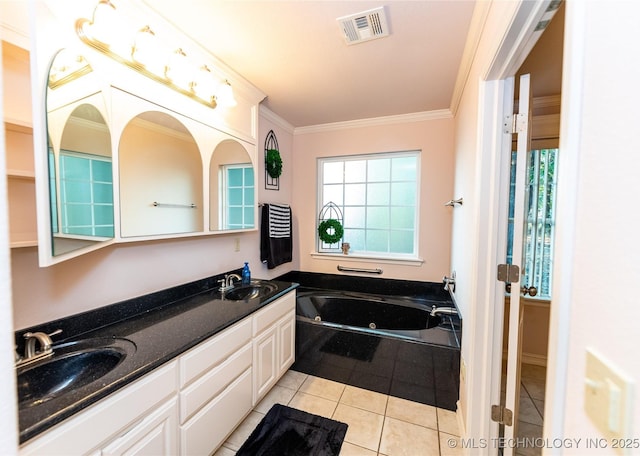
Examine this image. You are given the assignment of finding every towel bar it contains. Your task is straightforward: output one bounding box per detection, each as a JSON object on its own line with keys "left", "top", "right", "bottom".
{"left": 152, "top": 202, "right": 196, "bottom": 209}
{"left": 337, "top": 265, "right": 383, "bottom": 274}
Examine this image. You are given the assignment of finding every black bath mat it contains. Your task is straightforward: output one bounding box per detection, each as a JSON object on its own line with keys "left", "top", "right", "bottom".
{"left": 320, "top": 331, "right": 381, "bottom": 362}
{"left": 236, "top": 404, "right": 348, "bottom": 456}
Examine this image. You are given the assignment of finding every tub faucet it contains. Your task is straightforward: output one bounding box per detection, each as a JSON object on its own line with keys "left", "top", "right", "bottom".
{"left": 218, "top": 274, "right": 242, "bottom": 292}
{"left": 443, "top": 274, "right": 456, "bottom": 292}
{"left": 430, "top": 305, "right": 458, "bottom": 317}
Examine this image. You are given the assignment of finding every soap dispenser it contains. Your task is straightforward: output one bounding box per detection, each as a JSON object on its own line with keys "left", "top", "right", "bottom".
{"left": 241, "top": 262, "right": 251, "bottom": 285}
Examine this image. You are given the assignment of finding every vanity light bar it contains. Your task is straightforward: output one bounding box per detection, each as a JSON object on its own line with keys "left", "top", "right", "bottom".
{"left": 75, "top": 1, "right": 234, "bottom": 110}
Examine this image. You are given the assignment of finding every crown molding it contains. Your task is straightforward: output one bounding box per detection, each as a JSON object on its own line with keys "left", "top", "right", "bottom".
{"left": 449, "top": 0, "right": 492, "bottom": 116}
{"left": 293, "top": 109, "right": 453, "bottom": 136}
{"left": 259, "top": 105, "right": 295, "bottom": 134}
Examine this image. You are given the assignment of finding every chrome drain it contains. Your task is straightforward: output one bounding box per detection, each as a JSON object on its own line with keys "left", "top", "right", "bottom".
{"left": 314, "top": 316, "right": 322, "bottom": 322}
{"left": 369, "top": 322, "right": 377, "bottom": 329}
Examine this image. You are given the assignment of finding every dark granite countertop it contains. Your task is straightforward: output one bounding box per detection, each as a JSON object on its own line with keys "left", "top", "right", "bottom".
{"left": 16, "top": 272, "right": 298, "bottom": 444}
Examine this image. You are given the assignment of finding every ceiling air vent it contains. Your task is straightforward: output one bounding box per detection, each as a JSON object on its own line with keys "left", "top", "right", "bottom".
{"left": 337, "top": 6, "right": 390, "bottom": 45}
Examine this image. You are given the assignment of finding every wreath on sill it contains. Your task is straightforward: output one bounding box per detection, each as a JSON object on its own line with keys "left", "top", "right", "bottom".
{"left": 318, "top": 218, "right": 344, "bottom": 244}
{"left": 265, "top": 149, "right": 283, "bottom": 178}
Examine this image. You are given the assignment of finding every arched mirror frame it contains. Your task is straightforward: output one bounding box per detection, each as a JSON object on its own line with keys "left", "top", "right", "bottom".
{"left": 49, "top": 100, "right": 114, "bottom": 256}
{"left": 209, "top": 139, "right": 256, "bottom": 232}
{"left": 118, "top": 109, "right": 204, "bottom": 238}
{"left": 33, "top": 0, "right": 265, "bottom": 267}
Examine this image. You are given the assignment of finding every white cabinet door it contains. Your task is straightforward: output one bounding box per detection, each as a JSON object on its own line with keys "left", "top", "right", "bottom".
{"left": 278, "top": 310, "right": 296, "bottom": 374}
{"left": 101, "top": 398, "right": 178, "bottom": 456}
{"left": 253, "top": 324, "right": 278, "bottom": 403}
{"left": 180, "top": 368, "right": 253, "bottom": 456}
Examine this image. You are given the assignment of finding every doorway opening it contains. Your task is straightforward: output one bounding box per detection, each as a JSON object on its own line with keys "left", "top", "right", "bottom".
{"left": 499, "top": 3, "right": 564, "bottom": 454}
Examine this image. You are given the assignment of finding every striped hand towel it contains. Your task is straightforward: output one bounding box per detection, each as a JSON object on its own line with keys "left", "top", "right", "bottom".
{"left": 268, "top": 204, "right": 291, "bottom": 238}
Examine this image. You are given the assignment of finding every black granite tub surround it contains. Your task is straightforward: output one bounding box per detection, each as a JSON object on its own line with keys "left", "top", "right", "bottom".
{"left": 15, "top": 271, "right": 298, "bottom": 444}
{"left": 276, "top": 270, "right": 461, "bottom": 410}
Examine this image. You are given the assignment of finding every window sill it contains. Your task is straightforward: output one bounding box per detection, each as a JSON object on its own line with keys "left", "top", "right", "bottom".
{"left": 310, "top": 252, "right": 424, "bottom": 267}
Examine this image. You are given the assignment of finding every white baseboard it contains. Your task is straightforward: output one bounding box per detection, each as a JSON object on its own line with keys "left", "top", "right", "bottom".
{"left": 502, "top": 350, "right": 547, "bottom": 367}
{"left": 456, "top": 400, "right": 466, "bottom": 436}
{"left": 521, "top": 352, "right": 547, "bottom": 367}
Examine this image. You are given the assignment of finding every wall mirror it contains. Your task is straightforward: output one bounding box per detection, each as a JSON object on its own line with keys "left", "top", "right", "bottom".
{"left": 46, "top": 49, "right": 114, "bottom": 257}
{"left": 209, "top": 139, "right": 255, "bottom": 231}
{"left": 119, "top": 111, "right": 203, "bottom": 237}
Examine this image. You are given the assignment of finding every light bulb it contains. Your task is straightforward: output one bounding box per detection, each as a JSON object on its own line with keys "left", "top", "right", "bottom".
{"left": 216, "top": 80, "right": 237, "bottom": 108}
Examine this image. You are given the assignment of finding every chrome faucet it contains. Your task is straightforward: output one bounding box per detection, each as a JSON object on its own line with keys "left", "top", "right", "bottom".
{"left": 218, "top": 274, "right": 242, "bottom": 292}
{"left": 16, "top": 329, "right": 62, "bottom": 367}
{"left": 430, "top": 305, "right": 458, "bottom": 317}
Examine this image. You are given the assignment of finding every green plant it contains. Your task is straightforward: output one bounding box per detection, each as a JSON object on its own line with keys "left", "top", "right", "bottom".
{"left": 317, "top": 218, "right": 343, "bottom": 244}
{"left": 265, "top": 149, "right": 283, "bottom": 178}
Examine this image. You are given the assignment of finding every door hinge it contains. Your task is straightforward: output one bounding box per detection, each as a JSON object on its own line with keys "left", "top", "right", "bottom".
{"left": 503, "top": 113, "right": 528, "bottom": 134}
{"left": 491, "top": 405, "right": 514, "bottom": 426}
{"left": 497, "top": 264, "right": 520, "bottom": 283}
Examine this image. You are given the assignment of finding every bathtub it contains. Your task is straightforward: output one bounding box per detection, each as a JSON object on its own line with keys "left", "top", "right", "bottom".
{"left": 277, "top": 271, "right": 461, "bottom": 411}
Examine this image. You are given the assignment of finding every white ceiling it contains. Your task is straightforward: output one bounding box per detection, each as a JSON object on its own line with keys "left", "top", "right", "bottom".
{"left": 144, "top": 1, "right": 477, "bottom": 128}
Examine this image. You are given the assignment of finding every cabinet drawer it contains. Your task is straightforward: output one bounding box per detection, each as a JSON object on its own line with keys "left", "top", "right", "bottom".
{"left": 180, "top": 318, "right": 251, "bottom": 387}
{"left": 253, "top": 291, "right": 295, "bottom": 336}
{"left": 179, "top": 343, "right": 252, "bottom": 423}
{"left": 101, "top": 397, "right": 178, "bottom": 456}
{"left": 180, "top": 368, "right": 253, "bottom": 456}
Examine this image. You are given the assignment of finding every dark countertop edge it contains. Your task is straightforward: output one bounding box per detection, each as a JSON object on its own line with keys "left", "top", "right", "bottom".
{"left": 18, "top": 277, "right": 299, "bottom": 445}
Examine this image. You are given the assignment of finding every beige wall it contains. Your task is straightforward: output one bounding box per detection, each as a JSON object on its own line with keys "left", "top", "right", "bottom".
{"left": 292, "top": 116, "right": 455, "bottom": 282}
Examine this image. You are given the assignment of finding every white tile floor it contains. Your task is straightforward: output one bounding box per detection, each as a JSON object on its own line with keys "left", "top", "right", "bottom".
{"left": 214, "top": 369, "right": 462, "bottom": 456}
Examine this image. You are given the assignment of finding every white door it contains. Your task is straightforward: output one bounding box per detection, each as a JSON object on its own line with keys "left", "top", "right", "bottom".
{"left": 500, "top": 73, "right": 532, "bottom": 456}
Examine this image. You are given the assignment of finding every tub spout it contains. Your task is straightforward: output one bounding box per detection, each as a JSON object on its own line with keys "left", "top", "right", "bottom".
{"left": 443, "top": 274, "right": 455, "bottom": 292}
{"left": 430, "top": 305, "right": 458, "bottom": 317}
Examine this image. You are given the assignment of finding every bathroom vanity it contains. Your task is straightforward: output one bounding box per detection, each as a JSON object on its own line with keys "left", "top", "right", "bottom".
{"left": 17, "top": 275, "right": 297, "bottom": 455}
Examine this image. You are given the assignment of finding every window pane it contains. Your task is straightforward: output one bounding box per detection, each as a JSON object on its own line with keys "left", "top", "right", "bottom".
{"left": 228, "top": 207, "right": 243, "bottom": 225}
{"left": 228, "top": 188, "right": 243, "bottom": 205}
{"left": 94, "top": 205, "right": 114, "bottom": 225}
{"left": 366, "top": 230, "right": 388, "bottom": 252}
{"left": 244, "top": 207, "right": 254, "bottom": 226}
{"left": 344, "top": 183, "right": 365, "bottom": 205}
{"left": 64, "top": 205, "right": 92, "bottom": 226}
{"left": 324, "top": 162, "right": 343, "bottom": 183}
{"left": 244, "top": 188, "right": 254, "bottom": 205}
{"left": 63, "top": 181, "right": 91, "bottom": 203}
{"left": 345, "top": 160, "right": 366, "bottom": 183}
{"left": 92, "top": 160, "right": 112, "bottom": 182}
{"left": 390, "top": 230, "right": 414, "bottom": 254}
{"left": 344, "top": 228, "right": 365, "bottom": 251}
{"left": 93, "top": 182, "right": 113, "bottom": 204}
{"left": 367, "top": 207, "right": 389, "bottom": 229}
{"left": 391, "top": 182, "right": 416, "bottom": 205}
{"left": 228, "top": 168, "right": 243, "bottom": 186}
{"left": 390, "top": 206, "right": 414, "bottom": 229}
{"left": 344, "top": 206, "right": 365, "bottom": 228}
{"left": 368, "top": 158, "right": 390, "bottom": 182}
{"left": 391, "top": 156, "right": 417, "bottom": 181}
{"left": 61, "top": 155, "right": 90, "bottom": 179}
{"left": 244, "top": 167, "right": 254, "bottom": 185}
{"left": 367, "top": 182, "right": 389, "bottom": 205}
{"left": 324, "top": 184, "right": 344, "bottom": 206}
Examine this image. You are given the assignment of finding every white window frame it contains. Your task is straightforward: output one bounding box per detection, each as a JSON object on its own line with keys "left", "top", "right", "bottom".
{"left": 316, "top": 150, "right": 421, "bottom": 261}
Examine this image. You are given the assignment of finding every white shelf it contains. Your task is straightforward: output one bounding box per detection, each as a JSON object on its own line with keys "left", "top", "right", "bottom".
{"left": 7, "top": 169, "right": 35, "bottom": 180}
